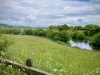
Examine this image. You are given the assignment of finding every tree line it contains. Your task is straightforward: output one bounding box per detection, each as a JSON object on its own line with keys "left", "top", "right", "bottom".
{"left": 0, "top": 24, "right": 100, "bottom": 45}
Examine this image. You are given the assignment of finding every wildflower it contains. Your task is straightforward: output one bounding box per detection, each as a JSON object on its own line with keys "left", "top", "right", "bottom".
{"left": 96, "top": 70, "right": 99, "bottom": 73}
{"left": 60, "top": 69, "right": 63, "bottom": 72}
{"left": 96, "top": 68, "right": 99, "bottom": 73}
{"left": 18, "top": 69, "right": 20, "bottom": 71}
{"left": 1, "top": 51, "right": 5, "bottom": 56}
{"left": 32, "top": 53, "right": 35, "bottom": 55}
{"left": 89, "top": 72, "right": 94, "bottom": 75}
{"left": 53, "top": 69, "right": 58, "bottom": 72}
{"left": 8, "top": 65, "right": 12, "bottom": 68}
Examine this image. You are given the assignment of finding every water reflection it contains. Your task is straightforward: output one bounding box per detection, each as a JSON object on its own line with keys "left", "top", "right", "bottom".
{"left": 69, "top": 38, "right": 100, "bottom": 51}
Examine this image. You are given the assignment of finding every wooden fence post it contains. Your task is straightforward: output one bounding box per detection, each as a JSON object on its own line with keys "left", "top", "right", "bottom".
{"left": 0, "top": 57, "right": 52, "bottom": 75}
{"left": 26, "top": 59, "right": 33, "bottom": 75}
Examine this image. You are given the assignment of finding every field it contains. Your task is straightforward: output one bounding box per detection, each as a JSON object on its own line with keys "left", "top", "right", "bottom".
{"left": 4, "top": 35, "right": 100, "bottom": 75}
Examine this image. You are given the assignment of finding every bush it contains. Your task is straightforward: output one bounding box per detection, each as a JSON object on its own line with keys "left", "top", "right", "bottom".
{"left": 84, "top": 30, "right": 89, "bottom": 36}
{"left": 77, "top": 32, "right": 85, "bottom": 40}
{"left": 71, "top": 31, "right": 78, "bottom": 38}
{"left": 47, "top": 30, "right": 70, "bottom": 43}
{"left": 0, "top": 35, "right": 14, "bottom": 52}
{"left": 22, "top": 29, "right": 34, "bottom": 35}
{"left": 72, "top": 31, "right": 85, "bottom": 40}
{"left": 91, "top": 32, "right": 100, "bottom": 45}
{"left": 33, "top": 28, "right": 46, "bottom": 37}
{"left": 58, "top": 31, "right": 70, "bottom": 43}
{"left": 46, "top": 31, "right": 57, "bottom": 39}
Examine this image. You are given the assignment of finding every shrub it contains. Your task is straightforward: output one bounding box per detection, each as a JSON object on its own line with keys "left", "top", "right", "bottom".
{"left": 76, "top": 32, "right": 85, "bottom": 40}
{"left": 34, "top": 28, "right": 46, "bottom": 37}
{"left": 84, "top": 30, "right": 89, "bottom": 36}
{"left": 71, "top": 31, "right": 78, "bottom": 38}
{"left": 48, "top": 31, "right": 70, "bottom": 43}
{"left": 72, "top": 31, "right": 85, "bottom": 40}
{"left": 58, "top": 30, "right": 70, "bottom": 43}
{"left": 0, "top": 35, "right": 14, "bottom": 52}
{"left": 91, "top": 32, "right": 100, "bottom": 45}
{"left": 46, "top": 31, "right": 57, "bottom": 39}
{"left": 22, "top": 29, "right": 34, "bottom": 35}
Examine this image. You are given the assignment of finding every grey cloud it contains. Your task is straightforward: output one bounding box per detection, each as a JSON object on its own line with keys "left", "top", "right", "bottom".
{"left": 0, "top": 0, "right": 100, "bottom": 27}
{"left": 77, "top": 19, "right": 83, "bottom": 22}
{"left": 26, "top": 15, "right": 38, "bottom": 22}
{"left": 63, "top": 12, "right": 100, "bottom": 17}
{"left": 38, "top": 14, "right": 65, "bottom": 19}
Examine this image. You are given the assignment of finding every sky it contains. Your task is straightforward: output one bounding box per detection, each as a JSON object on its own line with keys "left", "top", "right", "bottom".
{"left": 0, "top": 0, "right": 100, "bottom": 27}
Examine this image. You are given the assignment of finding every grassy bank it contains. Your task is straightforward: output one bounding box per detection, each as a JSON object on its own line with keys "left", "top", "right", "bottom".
{"left": 5, "top": 35, "right": 100, "bottom": 75}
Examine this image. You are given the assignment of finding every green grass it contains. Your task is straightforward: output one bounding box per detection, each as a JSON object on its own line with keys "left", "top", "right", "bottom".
{"left": 0, "top": 64, "right": 26, "bottom": 75}
{"left": 5, "top": 35, "right": 100, "bottom": 75}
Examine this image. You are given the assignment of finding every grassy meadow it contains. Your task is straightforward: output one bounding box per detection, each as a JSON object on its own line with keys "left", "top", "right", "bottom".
{"left": 4, "top": 35, "right": 100, "bottom": 75}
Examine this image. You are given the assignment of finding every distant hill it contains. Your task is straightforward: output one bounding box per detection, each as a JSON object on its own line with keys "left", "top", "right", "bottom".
{"left": 0, "top": 23, "right": 14, "bottom": 28}
{"left": 0, "top": 23, "right": 32, "bottom": 28}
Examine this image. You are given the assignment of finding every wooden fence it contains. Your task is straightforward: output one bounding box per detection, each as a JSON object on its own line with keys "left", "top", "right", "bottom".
{"left": 0, "top": 57, "right": 52, "bottom": 75}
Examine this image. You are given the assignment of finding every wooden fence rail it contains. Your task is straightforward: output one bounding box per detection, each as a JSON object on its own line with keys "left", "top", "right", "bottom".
{"left": 0, "top": 57, "right": 52, "bottom": 75}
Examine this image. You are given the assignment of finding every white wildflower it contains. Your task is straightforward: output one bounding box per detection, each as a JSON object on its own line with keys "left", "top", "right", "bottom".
{"left": 53, "top": 69, "right": 58, "bottom": 72}
{"left": 60, "top": 69, "right": 63, "bottom": 72}
{"left": 8, "top": 65, "right": 12, "bottom": 68}
{"left": 32, "top": 53, "right": 35, "bottom": 55}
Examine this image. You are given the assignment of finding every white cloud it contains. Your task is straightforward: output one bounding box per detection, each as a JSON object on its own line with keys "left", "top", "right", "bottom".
{"left": 0, "top": 0, "right": 100, "bottom": 27}
{"left": 27, "top": 15, "right": 37, "bottom": 22}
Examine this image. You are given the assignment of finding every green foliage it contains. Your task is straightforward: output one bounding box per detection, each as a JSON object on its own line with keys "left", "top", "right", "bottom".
{"left": 48, "top": 25, "right": 57, "bottom": 30}
{"left": 22, "top": 28, "right": 34, "bottom": 35}
{"left": 46, "top": 24, "right": 69, "bottom": 43}
{"left": 58, "top": 30, "right": 70, "bottom": 42}
{"left": 0, "top": 28, "right": 6, "bottom": 34}
{"left": 72, "top": 31, "right": 85, "bottom": 40}
{"left": 48, "top": 24, "right": 69, "bottom": 31}
{"left": 77, "top": 32, "right": 85, "bottom": 39}
{"left": 5, "top": 28, "right": 21, "bottom": 35}
{"left": 33, "top": 28, "right": 46, "bottom": 36}
{"left": 47, "top": 30, "right": 70, "bottom": 43}
{"left": 12, "top": 29, "right": 21, "bottom": 35}
{"left": 0, "top": 65, "right": 26, "bottom": 75}
{"left": 69, "top": 26, "right": 74, "bottom": 30}
{"left": 84, "top": 27, "right": 100, "bottom": 36}
{"left": 85, "top": 24, "right": 99, "bottom": 30}
{"left": 47, "top": 31, "right": 57, "bottom": 39}
{"left": 91, "top": 32, "right": 100, "bottom": 45}
{"left": 84, "top": 30, "right": 89, "bottom": 36}
{"left": 71, "top": 31, "right": 78, "bottom": 38}
{"left": 0, "top": 35, "right": 14, "bottom": 52}
{"left": 74, "top": 26, "right": 84, "bottom": 30}
{"left": 58, "top": 24, "right": 69, "bottom": 31}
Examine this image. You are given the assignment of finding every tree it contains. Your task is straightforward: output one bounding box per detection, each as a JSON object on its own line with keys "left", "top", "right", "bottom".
{"left": 85, "top": 24, "right": 99, "bottom": 30}
{"left": 33, "top": 28, "right": 46, "bottom": 36}
{"left": 91, "top": 32, "right": 100, "bottom": 46}
{"left": 74, "top": 26, "right": 84, "bottom": 30}
{"left": 58, "top": 24, "right": 68, "bottom": 31}
{"left": 23, "top": 29, "right": 34, "bottom": 35}
{"left": 72, "top": 31, "right": 85, "bottom": 40}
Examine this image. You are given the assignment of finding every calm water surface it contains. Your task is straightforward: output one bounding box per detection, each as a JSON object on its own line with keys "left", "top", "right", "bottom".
{"left": 69, "top": 39, "right": 100, "bottom": 51}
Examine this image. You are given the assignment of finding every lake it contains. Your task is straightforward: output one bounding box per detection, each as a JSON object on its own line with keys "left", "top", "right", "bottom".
{"left": 69, "top": 39, "right": 100, "bottom": 51}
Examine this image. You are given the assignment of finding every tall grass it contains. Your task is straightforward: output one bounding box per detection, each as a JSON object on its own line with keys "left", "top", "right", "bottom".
{"left": 0, "top": 64, "right": 26, "bottom": 75}
{"left": 5, "top": 35, "right": 100, "bottom": 75}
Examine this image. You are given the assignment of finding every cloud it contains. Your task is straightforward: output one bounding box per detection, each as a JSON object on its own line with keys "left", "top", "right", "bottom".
{"left": 0, "top": 0, "right": 100, "bottom": 27}
{"left": 77, "top": 19, "right": 83, "bottom": 22}
{"left": 27, "top": 15, "right": 37, "bottom": 22}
